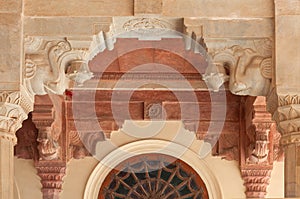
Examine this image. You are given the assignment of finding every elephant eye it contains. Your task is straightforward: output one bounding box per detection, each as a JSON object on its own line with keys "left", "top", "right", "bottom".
{"left": 223, "top": 63, "right": 230, "bottom": 75}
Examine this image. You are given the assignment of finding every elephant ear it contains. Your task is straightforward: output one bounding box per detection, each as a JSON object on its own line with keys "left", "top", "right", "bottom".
{"left": 260, "top": 58, "right": 272, "bottom": 79}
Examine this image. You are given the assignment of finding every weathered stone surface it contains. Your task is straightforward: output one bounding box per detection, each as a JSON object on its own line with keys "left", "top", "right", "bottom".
{"left": 134, "top": 0, "right": 162, "bottom": 15}
{"left": 24, "top": 17, "right": 112, "bottom": 36}
{"left": 0, "top": 137, "right": 15, "bottom": 199}
{"left": 0, "top": 14, "right": 22, "bottom": 90}
{"left": 275, "top": 15, "right": 300, "bottom": 94}
{"left": 275, "top": 0, "right": 300, "bottom": 16}
{"left": 24, "top": 0, "right": 134, "bottom": 16}
{"left": 0, "top": 0, "right": 22, "bottom": 13}
{"left": 185, "top": 18, "right": 274, "bottom": 38}
{"left": 163, "top": 0, "right": 274, "bottom": 18}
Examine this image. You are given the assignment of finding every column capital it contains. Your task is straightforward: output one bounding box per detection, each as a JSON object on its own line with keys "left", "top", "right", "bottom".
{"left": 269, "top": 92, "right": 300, "bottom": 145}
{"left": 0, "top": 89, "right": 33, "bottom": 144}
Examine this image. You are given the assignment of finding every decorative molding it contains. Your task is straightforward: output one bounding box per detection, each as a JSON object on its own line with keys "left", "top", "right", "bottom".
{"left": 88, "top": 31, "right": 116, "bottom": 61}
{"left": 272, "top": 125, "right": 284, "bottom": 161}
{"left": 25, "top": 38, "right": 94, "bottom": 95}
{"left": 35, "top": 162, "right": 66, "bottom": 199}
{"left": 246, "top": 126, "right": 270, "bottom": 164}
{"left": 273, "top": 95, "right": 300, "bottom": 138}
{"left": 123, "top": 18, "right": 171, "bottom": 35}
{"left": 0, "top": 91, "right": 30, "bottom": 144}
{"left": 24, "top": 36, "right": 44, "bottom": 53}
{"left": 239, "top": 96, "right": 284, "bottom": 198}
{"left": 278, "top": 95, "right": 300, "bottom": 107}
{"left": 146, "top": 103, "right": 162, "bottom": 119}
{"left": 93, "top": 72, "right": 203, "bottom": 81}
{"left": 241, "top": 168, "right": 272, "bottom": 198}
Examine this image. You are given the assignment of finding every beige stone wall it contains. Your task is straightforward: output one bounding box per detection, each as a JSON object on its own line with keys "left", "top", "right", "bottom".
{"left": 14, "top": 156, "right": 284, "bottom": 199}
{"left": 14, "top": 158, "right": 42, "bottom": 199}
{"left": 14, "top": 120, "right": 285, "bottom": 199}
{"left": 275, "top": 0, "right": 300, "bottom": 95}
{"left": 0, "top": 0, "right": 23, "bottom": 91}
{"left": 23, "top": 0, "right": 274, "bottom": 18}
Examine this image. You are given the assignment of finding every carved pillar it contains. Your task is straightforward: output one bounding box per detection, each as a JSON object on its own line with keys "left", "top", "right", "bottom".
{"left": 271, "top": 0, "right": 300, "bottom": 197}
{"left": 35, "top": 162, "right": 66, "bottom": 199}
{"left": 271, "top": 94, "right": 300, "bottom": 197}
{"left": 0, "top": 91, "right": 31, "bottom": 199}
{"left": 32, "top": 94, "right": 66, "bottom": 199}
{"left": 241, "top": 96, "right": 283, "bottom": 198}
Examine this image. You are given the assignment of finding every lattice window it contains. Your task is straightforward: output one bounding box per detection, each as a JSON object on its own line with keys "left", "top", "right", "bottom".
{"left": 99, "top": 154, "right": 209, "bottom": 199}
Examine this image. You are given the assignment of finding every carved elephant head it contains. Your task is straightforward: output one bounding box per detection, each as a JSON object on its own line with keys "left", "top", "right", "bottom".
{"left": 204, "top": 46, "right": 272, "bottom": 96}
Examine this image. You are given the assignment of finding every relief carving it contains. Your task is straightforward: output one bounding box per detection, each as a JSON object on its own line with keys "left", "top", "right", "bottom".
{"left": 123, "top": 18, "right": 171, "bottom": 35}
{"left": 203, "top": 45, "right": 272, "bottom": 96}
{"left": 273, "top": 95, "right": 300, "bottom": 145}
{"left": 241, "top": 169, "right": 272, "bottom": 198}
{"left": 35, "top": 162, "right": 66, "bottom": 199}
{"left": 146, "top": 103, "right": 162, "bottom": 119}
{"left": 240, "top": 96, "right": 283, "bottom": 198}
{"left": 25, "top": 38, "right": 94, "bottom": 95}
{"left": 0, "top": 91, "right": 30, "bottom": 143}
{"left": 247, "top": 127, "right": 270, "bottom": 164}
{"left": 37, "top": 127, "right": 60, "bottom": 161}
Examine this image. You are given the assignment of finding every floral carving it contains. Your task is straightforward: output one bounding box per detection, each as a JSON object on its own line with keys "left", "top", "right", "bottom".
{"left": 241, "top": 168, "right": 272, "bottom": 198}
{"left": 25, "top": 59, "right": 37, "bottom": 79}
{"left": 0, "top": 91, "right": 29, "bottom": 143}
{"left": 35, "top": 162, "right": 66, "bottom": 199}
{"left": 273, "top": 95, "right": 300, "bottom": 138}
{"left": 123, "top": 18, "right": 170, "bottom": 35}
{"left": 146, "top": 103, "right": 162, "bottom": 119}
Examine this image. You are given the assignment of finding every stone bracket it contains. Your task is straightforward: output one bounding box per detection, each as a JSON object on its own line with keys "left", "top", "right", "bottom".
{"left": 35, "top": 161, "right": 66, "bottom": 199}
{"left": 239, "top": 96, "right": 283, "bottom": 198}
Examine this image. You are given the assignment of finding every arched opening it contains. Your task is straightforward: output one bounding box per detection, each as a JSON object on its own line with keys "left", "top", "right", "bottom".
{"left": 84, "top": 140, "right": 222, "bottom": 199}
{"left": 99, "top": 153, "right": 209, "bottom": 199}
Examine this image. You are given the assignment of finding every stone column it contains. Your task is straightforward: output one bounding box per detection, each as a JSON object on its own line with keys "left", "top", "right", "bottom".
{"left": 270, "top": 0, "right": 300, "bottom": 197}
{"left": 0, "top": 91, "right": 31, "bottom": 199}
{"left": 271, "top": 94, "right": 300, "bottom": 197}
